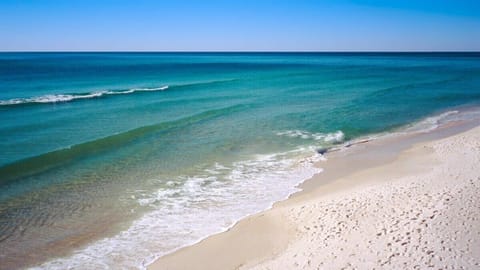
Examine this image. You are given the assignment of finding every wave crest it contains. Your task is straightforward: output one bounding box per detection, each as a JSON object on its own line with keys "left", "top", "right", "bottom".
{"left": 276, "top": 130, "right": 345, "bottom": 143}
{"left": 0, "top": 78, "right": 241, "bottom": 107}
{"left": 0, "top": 86, "right": 169, "bottom": 106}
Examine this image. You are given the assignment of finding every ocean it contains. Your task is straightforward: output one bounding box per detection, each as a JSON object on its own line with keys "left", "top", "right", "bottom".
{"left": 1, "top": 52, "right": 480, "bottom": 269}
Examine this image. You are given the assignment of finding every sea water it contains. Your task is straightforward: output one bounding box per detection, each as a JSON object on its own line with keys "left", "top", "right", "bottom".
{"left": 1, "top": 52, "right": 479, "bottom": 269}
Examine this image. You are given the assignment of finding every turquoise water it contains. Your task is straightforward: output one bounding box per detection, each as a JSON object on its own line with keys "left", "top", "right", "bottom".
{"left": 1, "top": 52, "right": 480, "bottom": 269}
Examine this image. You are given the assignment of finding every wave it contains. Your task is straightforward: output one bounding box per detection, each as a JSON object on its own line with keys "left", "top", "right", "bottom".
{"left": 31, "top": 146, "right": 324, "bottom": 270}
{"left": 0, "top": 78, "right": 240, "bottom": 107}
{"left": 0, "top": 104, "right": 244, "bottom": 185}
{"left": 276, "top": 130, "right": 345, "bottom": 144}
{"left": 276, "top": 108, "right": 479, "bottom": 156}
{"left": 0, "top": 86, "right": 169, "bottom": 106}
{"left": 336, "top": 108, "right": 480, "bottom": 151}
{"left": 401, "top": 110, "right": 459, "bottom": 133}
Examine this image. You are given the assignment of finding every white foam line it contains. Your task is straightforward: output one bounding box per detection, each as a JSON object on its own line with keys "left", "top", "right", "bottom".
{"left": 0, "top": 86, "right": 169, "bottom": 106}
{"left": 30, "top": 148, "right": 325, "bottom": 270}
{"left": 276, "top": 130, "right": 345, "bottom": 143}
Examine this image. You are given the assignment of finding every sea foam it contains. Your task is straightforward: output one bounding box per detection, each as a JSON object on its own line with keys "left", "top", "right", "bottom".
{"left": 30, "top": 145, "right": 324, "bottom": 270}
{"left": 276, "top": 130, "right": 345, "bottom": 143}
{"left": 0, "top": 86, "right": 168, "bottom": 106}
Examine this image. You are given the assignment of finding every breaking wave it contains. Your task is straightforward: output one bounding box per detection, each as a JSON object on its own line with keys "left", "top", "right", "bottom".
{"left": 0, "top": 86, "right": 169, "bottom": 106}
{"left": 276, "top": 130, "right": 345, "bottom": 144}
{"left": 31, "top": 147, "right": 325, "bottom": 269}
{"left": 0, "top": 78, "right": 240, "bottom": 107}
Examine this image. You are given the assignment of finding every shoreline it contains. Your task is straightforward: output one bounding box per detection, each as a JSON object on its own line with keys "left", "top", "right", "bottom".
{"left": 148, "top": 115, "right": 480, "bottom": 269}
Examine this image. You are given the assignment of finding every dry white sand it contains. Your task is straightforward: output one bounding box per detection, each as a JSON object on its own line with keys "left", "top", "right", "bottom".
{"left": 248, "top": 128, "right": 480, "bottom": 270}
{"left": 149, "top": 125, "right": 480, "bottom": 270}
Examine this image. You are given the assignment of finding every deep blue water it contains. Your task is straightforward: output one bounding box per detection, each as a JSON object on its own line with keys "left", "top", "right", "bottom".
{"left": 1, "top": 52, "right": 479, "bottom": 269}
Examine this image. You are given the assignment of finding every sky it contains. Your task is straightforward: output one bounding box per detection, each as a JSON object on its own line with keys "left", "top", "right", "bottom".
{"left": 0, "top": 0, "right": 479, "bottom": 51}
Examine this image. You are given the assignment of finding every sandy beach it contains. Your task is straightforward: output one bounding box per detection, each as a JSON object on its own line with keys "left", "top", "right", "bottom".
{"left": 149, "top": 122, "right": 480, "bottom": 270}
{"left": 2, "top": 2, "right": 480, "bottom": 269}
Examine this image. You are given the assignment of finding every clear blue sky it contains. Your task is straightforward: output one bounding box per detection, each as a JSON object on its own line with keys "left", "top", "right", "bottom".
{"left": 0, "top": 0, "right": 479, "bottom": 51}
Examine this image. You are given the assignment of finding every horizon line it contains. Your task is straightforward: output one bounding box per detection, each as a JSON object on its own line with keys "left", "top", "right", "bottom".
{"left": 1, "top": 50, "right": 479, "bottom": 53}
